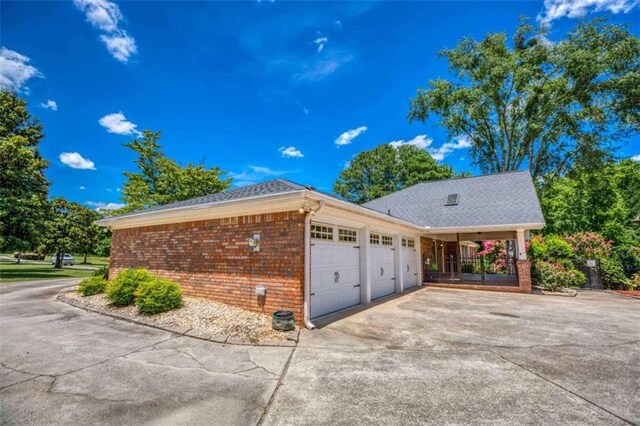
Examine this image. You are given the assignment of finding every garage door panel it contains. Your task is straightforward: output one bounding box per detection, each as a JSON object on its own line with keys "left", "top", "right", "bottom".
{"left": 403, "top": 247, "right": 418, "bottom": 289}
{"left": 370, "top": 246, "right": 395, "bottom": 300}
{"left": 311, "top": 242, "right": 361, "bottom": 318}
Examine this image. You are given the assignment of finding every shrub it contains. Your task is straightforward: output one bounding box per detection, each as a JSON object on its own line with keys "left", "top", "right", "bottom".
{"left": 599, "top": 257, "right": 629, "bottom": 289}
{"left": 627, "top": 273, "right": 640, "bottom": 291}
{"left": 533, "top": 260, "right": 586, "bottom": 291}
{"left": 614, "top": 244, "right": 640, "bottom": 278}
{"left": 78, "top": 276, "right": 107, "bottom": 296}
{"left": 93, "top": 265, "right": 109, "bottom": 279}
{"left": 565, "top": 232, "right": 613, "bottom": 259}
{"left": 134, "top": 278, "right": 183, "bottom": 314}
{"left": 545, "top": 235, "right": 575, "bottom": 260}
{"left": 13, "top": 252, "right": 44, "bottom": 260}
{"left": 106, "top": 268, "right": 153, "bottom": 306}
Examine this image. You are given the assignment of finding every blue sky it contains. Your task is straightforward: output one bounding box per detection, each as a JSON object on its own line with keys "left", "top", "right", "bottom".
{"left": 2, "top": 0, "right": 639, "bottom": 210}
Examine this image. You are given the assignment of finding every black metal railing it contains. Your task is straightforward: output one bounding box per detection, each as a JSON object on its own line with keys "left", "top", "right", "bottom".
{"left": 424, "top": 254, "right": 518, "bottom": 286}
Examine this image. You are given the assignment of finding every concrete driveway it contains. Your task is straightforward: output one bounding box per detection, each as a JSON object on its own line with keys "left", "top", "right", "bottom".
{"left": 2, "top": 282, "right": 638, "bottom": 425}
{"left": 264, "top": 287, "right": 640, "bottom": 425}
{"left": 0, "top": 279, "right": 293, "bottom": 425}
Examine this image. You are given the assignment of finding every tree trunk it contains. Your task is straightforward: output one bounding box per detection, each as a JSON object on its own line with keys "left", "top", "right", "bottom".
{"left": 54, "top": 251, "right": 62, "bottom": 269}
{"left": 83, "top": 252, "right": 88, "bottom": 264}
{"left": 16, "top": 252, "right": 21, "bottom": 264}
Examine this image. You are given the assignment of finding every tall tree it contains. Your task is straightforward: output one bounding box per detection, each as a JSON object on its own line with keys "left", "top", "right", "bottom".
{"left": 409, "top": 19, "right": 640, "bottom": 180}
{"left": 120, "top": 131, "right": 232, "bottom": 212}
{"left": 0, "top": 91, "right": 49, "bottom": 261}
{"left": 69, "top": 205, "right": 102, "bottom": 264}
{"left": 43, "top": 198, "right": 76, "bottom": 269}
{"left": 334, "top": 144, "right": 455, "bottom": 204}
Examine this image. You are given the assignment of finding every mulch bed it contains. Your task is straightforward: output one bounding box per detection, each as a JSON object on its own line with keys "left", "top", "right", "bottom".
{"left": 614, "top": 290, "right": 640, "bottom": 299}
{"left": 66, "top": 292, "right": 293, "bottom": 343}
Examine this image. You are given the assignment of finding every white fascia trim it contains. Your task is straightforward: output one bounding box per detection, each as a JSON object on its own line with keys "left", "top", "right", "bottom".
{"left": 95, "top": 190, "right": 306, "bottom": 227}
{"left": 425, "top": 222, "right": 545, "bottom": 234}
{"left": 304, "top": 190, "right": 426, "bottom": 232}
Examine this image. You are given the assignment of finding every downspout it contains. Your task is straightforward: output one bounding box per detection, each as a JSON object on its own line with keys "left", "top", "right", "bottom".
{"left": 303, "top": 200, "right": 325, "bottom": 330}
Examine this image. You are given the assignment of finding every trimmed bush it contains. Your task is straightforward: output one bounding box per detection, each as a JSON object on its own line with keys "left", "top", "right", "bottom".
{"left": 599, "top": 257, "right": 628, "bottom": 289}
{"left": 627, "top": 273, "right": 640, "bottom": 291}
{"left": 134, "top": 278, "right": 183, "bottom": 314}
{"left": 78, "top": 276, "right": 107, "bottom": 296}
{"left": 106, "top": 268, "right": 153, "bottom": 306}
{"left": 533, "top": 260, "right": 586, "bottom": 291}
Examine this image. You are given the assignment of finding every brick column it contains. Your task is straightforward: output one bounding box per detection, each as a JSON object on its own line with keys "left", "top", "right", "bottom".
{"left": 516, "top": 259, "right": 532, "bottom": 293}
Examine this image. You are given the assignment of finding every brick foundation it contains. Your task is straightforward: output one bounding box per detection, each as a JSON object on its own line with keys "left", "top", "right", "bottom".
{"left": 109, "top": 211, "right": 305, "bottom": 322}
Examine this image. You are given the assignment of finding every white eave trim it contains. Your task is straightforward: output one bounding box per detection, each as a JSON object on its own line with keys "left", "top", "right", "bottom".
{"left": 424, "top": 222, "right": 545, "bottom": 234}
{"left": 304, "top": 190, "right": 426, "bottom": 232}
{"left": 95, "top": 190, "right": 306, "bottom": 227}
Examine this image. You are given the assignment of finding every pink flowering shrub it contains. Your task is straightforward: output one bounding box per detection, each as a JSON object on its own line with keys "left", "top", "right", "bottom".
{"left": 533, "top": 260, "right": 586, "bottom": 291}
{"left": 565, "top": 232, "right": 613, "bottom": 259}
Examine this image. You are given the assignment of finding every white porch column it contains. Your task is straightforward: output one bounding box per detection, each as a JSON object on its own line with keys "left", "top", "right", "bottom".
{"left": 394, "top": 233, "right": 403, "bottom": 293}
{"left": 360, "top": 225, "right": 372, "bottom": 304}
{"left": 516, "top": 228, "right": 527, "bottom": 260}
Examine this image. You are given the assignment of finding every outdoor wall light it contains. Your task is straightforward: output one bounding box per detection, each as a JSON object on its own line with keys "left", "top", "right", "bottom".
{"left": 255, "top": 285, "right": 266, "bottom": 296}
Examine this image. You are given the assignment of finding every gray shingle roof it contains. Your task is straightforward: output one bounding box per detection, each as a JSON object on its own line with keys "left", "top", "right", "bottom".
{"left": 109, "top": 179, "right": 306, "bottom": 219}
{"left": 362, "top": 170, "right": 544, "bottom": 229}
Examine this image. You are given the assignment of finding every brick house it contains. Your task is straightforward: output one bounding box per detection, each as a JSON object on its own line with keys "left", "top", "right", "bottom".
{"left": 97, "top": 171, "right": 544, "bottom": 328}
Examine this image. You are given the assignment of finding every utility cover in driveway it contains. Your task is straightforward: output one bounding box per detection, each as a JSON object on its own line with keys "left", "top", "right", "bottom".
{"left": 310, "top": 242, "right": 361, "bottom": 318}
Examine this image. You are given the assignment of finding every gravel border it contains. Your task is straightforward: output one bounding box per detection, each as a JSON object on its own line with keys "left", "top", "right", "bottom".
{"left": 57, "top": 290, "right": 299, "bottom": 347}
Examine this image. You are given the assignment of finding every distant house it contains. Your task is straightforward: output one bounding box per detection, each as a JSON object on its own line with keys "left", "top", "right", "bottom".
{"left": 97, "top": 170, "right": 544, "bottom": 328}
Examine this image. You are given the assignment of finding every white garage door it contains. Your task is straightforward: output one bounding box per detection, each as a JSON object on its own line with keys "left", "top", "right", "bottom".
{"left": 402, "top": 237, "right": 419, "bottom": 289}
{"left": 310, "top": 224, "right": 361, "bottom": 319}
{"left": 370, "top": 233, "right": 396, "bottom": 300}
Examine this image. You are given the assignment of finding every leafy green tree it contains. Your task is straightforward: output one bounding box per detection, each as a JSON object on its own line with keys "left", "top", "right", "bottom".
{"left": 409, "top": 19, "right": 640, "bottom": 180}
{"left": 334, "top": 144, "right": 455, "bottom": 204}
{"left": 120, "top": 131, "right": 232, "bottom": 212}
{"left": 44, "top": 198, "right": 77, "bottom": 269}
{"left": 69, "top": 204, "right": 102, "bottom": 264}
{"left": 0, "top": 91, "right": 49, "bottom": 261}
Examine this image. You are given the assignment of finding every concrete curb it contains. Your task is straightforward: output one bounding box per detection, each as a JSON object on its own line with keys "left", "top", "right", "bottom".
{"left": 57, "top": 290, "right": 299, "bottom": 348}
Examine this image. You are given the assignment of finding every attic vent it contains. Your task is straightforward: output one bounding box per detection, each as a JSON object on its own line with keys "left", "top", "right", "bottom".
{"left": 445, "top": 193, "right": 459, "bottom": 206}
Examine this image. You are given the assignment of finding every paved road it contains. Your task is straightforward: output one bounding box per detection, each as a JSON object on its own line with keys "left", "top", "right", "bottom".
{"left": 0, "top": 279, "right": 293, "bottom": 425}
{"left": 264, "top": 288, "right": 640, "bottom": 425}
{"left": 2, "top": 281, "right": 639, "bottom": 425}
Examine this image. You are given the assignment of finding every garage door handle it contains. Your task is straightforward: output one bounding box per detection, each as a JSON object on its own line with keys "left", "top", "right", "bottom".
{"left": 353, "top": 284, "right": 360, "bottom": 288}
{"left": 406, "top": 265, "right": 410, "bottom": 272}
{"left": 334, "top": 271, "right": 339, "bottom": 283}
{"left": 310, "top": 292, "right": 315, "bottom": 296}
{"left": 380, "top": 267, "right": 384, "bottom": 276}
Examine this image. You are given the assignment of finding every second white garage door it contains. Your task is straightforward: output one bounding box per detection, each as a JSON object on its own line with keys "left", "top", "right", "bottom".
{"left": 310, "top": 224, "right": 361, "bottom": 319}
{"left": 370, "top": 233, "right": 396, "bottom": 300}
{"left": 402, "top": 237, "right": 419, "bottom": 289}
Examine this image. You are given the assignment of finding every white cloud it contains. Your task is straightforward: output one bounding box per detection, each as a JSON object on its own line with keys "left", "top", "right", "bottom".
{"left": 389, "top": 134, "right": 472, "bottom": 161}
{"left": 389, "top": 135, "right": 433, "bottom": 150}
{"left": 0, "top": 47, "right": 43, "bottom": 92}
{"left": 538, "top": 0, "right": 639, "bottom": 23}
{"left": 86, "top": 201, "right": 126, "bottom": 211}
{"left": 98, "top": 112, "right": 140, "bottom": 135}
{"left": 73, "top": 0, "right": 137, "bottom": 63}
{"left": 79, "top": 186, "right": 86, "bottom": 190}
{"left": 59, "top": 152, "right": 96, "bottom": 170}
{"left": 335, "top": 20, "right": 343, "bottom": 30}
{"left": 631, "top": 154, "right": 640, "bottom": 161}
{"left": 230, "top": 165, "right": 293, "bottom": 187}
{"left": 295, "top": 53, "right": 354, "bottom": 81}
{"left": 41, "top": 100, "right": 58, "bottom": 111}
{"left": 302, "top": 108, "right": 310, "bottom": 115}
{"left": 279, "top": 146, "right": 304, "bottom": 158}
{"left": 335, "top": 125, "right": 368, "bottom": 146}
{"left": 100, "top": 32, "right": 137, "bottom": 63}
{"left": 314, "top": 36, "right": 328, "bottom": 53}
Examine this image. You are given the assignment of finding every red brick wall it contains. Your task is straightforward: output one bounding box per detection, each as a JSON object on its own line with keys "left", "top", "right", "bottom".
{"left": 109, "top": 211, "right": 305, "bottom": 320}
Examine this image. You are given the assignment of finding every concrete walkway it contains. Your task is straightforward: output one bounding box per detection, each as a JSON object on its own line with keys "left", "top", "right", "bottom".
{"left": 263, "top": 287, "right": 640, "bottom": 425}
{"left": 0, "top": 279, "right": 293, "bottom": 425}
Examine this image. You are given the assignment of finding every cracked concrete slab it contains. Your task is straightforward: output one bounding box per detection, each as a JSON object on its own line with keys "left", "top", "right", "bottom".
{"left": 264, "top": 287, "right": 640, "bottom": 425}
{"left": 0, "top": 279, "right": 293, "bottom": 425}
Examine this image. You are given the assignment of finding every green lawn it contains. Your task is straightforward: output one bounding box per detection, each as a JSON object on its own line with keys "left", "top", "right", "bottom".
{"left": 0, "top": 261, "right": 96, "bottom": 283}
